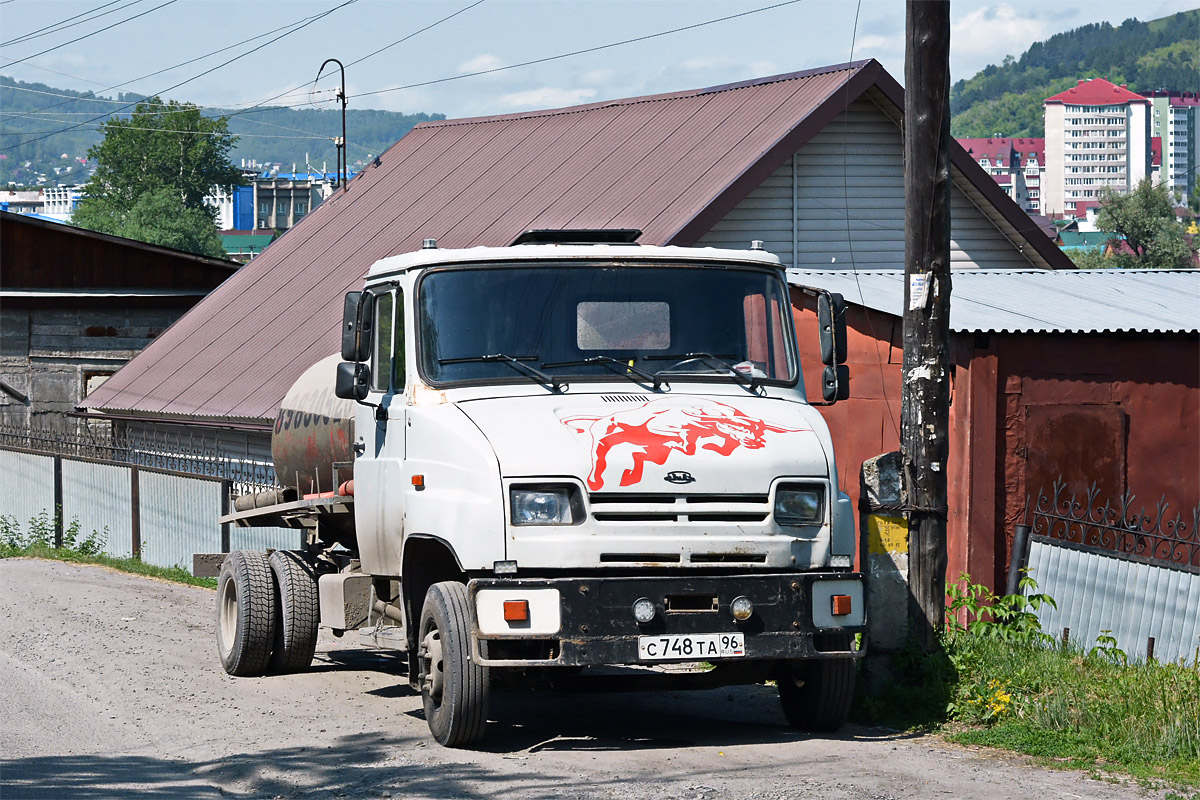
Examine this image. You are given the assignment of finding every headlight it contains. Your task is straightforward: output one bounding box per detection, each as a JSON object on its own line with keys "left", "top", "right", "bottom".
{"left": 510, "top": 488, "right": 576, "bottom": 525}
{"left": 774, "top": 485, "right": 824, "bottom": 525}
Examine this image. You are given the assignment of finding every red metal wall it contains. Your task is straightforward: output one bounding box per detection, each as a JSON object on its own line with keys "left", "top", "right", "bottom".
{"left": 790, "top": 288, "right": 1200, "bottom": 591}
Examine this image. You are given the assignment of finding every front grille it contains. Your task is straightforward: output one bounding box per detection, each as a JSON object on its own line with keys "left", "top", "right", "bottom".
{"left": 588, "top": 493, "right": 770, "bottom": 523}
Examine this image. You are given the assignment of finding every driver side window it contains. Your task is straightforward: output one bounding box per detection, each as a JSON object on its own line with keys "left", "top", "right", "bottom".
{"left": 372, "top": 292, "right": 394, "bottom": 392}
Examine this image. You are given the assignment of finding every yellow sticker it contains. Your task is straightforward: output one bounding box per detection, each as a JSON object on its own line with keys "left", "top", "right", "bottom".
{"left": 867, "top": 514, "right": 908, "bottom": 555}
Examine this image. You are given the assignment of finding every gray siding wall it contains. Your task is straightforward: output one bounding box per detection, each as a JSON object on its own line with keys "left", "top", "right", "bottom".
{"left": 696, "top": 98, "right": 1037, "bottom": 270}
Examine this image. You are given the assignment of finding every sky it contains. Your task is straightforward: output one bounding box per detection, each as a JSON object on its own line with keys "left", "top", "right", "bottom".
{"left": 1, "top": 0, "right": 1197, "bottom": 126}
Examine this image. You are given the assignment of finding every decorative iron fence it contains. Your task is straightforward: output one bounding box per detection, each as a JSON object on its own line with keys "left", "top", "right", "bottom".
{"left": 1022, "top": 477, "right": 1200, "bottom": 664}
{"left": 0, "top": 425, "right": 296, "bottom": 570}
{"left": 1030, "top": 477, "right": 1199, "bottom": 574}
{"left": 0, "top": 424, "right": 280, "bottom": 496}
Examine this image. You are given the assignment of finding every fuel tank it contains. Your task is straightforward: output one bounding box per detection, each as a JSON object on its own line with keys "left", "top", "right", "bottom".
{"left": 272, "top": 354, "right": 355, "bottom": 494}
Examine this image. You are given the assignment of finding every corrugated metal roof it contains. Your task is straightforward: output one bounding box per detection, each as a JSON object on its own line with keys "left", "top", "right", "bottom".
{"left": 787, "top": 268, "right": 1200, "bottom": 334}
{"left": 80, "top": 59, "right": 1072, "bottom": 424}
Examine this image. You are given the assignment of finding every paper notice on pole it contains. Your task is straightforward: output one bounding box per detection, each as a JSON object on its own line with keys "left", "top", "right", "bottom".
{"left": 909, "top": 272, "right": 932, "bottom": 311}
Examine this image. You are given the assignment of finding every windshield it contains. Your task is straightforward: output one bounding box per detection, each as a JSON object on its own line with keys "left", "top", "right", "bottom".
{"left": 417, "top": 263, "right": 797, "bottom": 386}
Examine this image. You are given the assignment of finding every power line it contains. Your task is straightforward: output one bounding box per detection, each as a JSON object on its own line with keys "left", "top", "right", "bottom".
{"left": 344, "top": 0, "right": 486, "bottom": 70}
{"left": 1, "top": 0, "right": 357, "bottom": 152}
{"left": 219, "top": 0, "right": 488, "bottom": 126}
{"left": 6, "top": 124, "right": 327, "bottom": 140}
{"left": 2, "top": 0, "right": 145, "bottom": 48}
{"left": 0, "top": 0, "right": 181, "bottom": 68}
{"left": 351, "top": 0, "right": 804, "bottom": 99}
{"left": 0, "top": 81, "right": 332, "bottom": 111}
{"left": 4, "top": 6, "right": 350, "bottom": 125}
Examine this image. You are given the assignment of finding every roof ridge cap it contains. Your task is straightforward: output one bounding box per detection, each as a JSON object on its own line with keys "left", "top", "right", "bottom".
{"left": 415, "top": 60, "right": 874, "bottom": 130}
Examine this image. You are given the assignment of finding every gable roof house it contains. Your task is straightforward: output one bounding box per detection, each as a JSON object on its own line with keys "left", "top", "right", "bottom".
{"left": 1, "top": 211, "right": 238, "bottom": 435}
{"left": 79, "top": 59, "right": 1071, "bottom": 466}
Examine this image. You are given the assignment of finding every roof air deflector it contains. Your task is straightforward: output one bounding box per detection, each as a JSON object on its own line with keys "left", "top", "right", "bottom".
{"left": 510, "top": 229, "right": 642, "bottom": 246}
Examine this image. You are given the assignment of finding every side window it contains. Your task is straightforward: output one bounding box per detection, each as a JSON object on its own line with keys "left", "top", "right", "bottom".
{"left": 393, "top": 290, "right": 406, "bottom": 389}
{"left": 373, "top": 291, "right": 394, "bottom": 392}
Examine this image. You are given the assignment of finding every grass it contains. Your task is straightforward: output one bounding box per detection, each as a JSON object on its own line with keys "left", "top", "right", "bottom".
{"left": 1, "top": 511, "right": 217, "bottom": 589}
{"left": 856, "top": 573, "right": 1200, "bottom": 790}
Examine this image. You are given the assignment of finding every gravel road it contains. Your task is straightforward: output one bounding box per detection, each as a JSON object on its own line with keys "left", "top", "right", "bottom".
{"left": 0, "top": 558, "right": 1165, "bottom": 800}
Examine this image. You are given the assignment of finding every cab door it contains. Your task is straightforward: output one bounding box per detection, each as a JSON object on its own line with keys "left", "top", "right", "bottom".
{"left": 354, "top": 286, "right": 407, "bottom": 576}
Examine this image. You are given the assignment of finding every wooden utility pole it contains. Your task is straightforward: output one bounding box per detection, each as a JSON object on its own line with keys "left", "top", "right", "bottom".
{"left": 903, "top": 0, "right": 952, "bottom": 651}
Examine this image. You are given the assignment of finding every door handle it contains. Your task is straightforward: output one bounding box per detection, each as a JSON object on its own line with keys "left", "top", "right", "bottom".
{"left": 352, "top": 440, "right": 366, "bottom": 455}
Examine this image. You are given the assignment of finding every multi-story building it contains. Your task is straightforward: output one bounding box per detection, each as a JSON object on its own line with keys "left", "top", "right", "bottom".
{"left": 956, "top": 136, "right": 1045, "bottom": 213}
{"left": 1044, "top": 79, "right": 1152, "bottom": 217}
{"left": 1146, "top": 91, "right": 1199, "bottom": 205}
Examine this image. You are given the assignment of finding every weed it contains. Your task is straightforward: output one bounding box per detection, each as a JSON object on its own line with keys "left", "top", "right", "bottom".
{"left": 858, "top": 572, "right": 1200, "bottom": 789}
{"left": 0, "top": 512, "right": 214, "bottom": 589}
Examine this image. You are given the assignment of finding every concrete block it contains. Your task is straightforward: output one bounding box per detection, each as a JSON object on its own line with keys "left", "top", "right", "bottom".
{"left": 193, "top": 553, "right": 227, "bottom": 578}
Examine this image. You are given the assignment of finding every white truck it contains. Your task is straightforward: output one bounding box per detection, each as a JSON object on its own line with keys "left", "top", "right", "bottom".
{"left": 218, "top": 229, "right": 863, "bottom": 747}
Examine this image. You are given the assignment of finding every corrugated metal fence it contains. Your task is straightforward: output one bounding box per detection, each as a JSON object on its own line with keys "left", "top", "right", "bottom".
{"left": 1028, "top": 540, "right": 1200, "bottom": 664}
{"left": 1, "top": 442, "right": 298, "bottom": 570}
{"left": 1024, "top": 479, "right": 1200, "bottom": 665}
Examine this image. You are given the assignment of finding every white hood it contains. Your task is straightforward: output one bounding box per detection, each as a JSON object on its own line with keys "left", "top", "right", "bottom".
{"left": 456, "top": 392, "right": 829, "bottom": 494}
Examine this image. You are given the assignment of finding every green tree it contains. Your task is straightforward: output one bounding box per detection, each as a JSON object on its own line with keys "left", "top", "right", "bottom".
{"left": 73, "top": 96, "right": 242, "bottom": 256}
{"left": 1094, "top": 179, "right": 1194, "bottom": 268}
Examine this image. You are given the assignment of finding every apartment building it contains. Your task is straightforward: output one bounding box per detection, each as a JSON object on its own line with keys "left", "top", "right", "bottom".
{"left": 1146, "top": 91, "right": 1199, "bottom": 205}
{"left": 957, "top": 137, "right": 1045, "bottom": 213}
{"left": 1044, "top": 78, "right": 1152, "bottom": 217}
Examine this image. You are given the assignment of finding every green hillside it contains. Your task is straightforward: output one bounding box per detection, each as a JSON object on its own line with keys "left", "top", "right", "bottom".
{"left": 0, "top": 76, "right": 443, "bottom": 186}
{"left": 950, "top": 10, "right": 1200, "bottom": 139}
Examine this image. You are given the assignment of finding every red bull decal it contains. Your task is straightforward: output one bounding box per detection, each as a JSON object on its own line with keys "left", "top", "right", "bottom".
{"left": 562, "top": 398, "right": 805, "bottom": 490}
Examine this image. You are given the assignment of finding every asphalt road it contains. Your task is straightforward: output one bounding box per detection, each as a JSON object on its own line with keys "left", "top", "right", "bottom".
{"left": 0, "top": 558, "right": 1165, "bottom": 799}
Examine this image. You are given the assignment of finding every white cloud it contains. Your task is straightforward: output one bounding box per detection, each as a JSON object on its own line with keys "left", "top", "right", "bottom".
{"left": 458, "top": 54, "right": 506, "bottom": 75}
{"left": 496, "top": 87, "right": 598, "bottom": 111}
{"left": 579, "top": 68, "right": 617, "bottom": 86}
{"left": 951, "top": 4, "right": 1049, "bottom": 78}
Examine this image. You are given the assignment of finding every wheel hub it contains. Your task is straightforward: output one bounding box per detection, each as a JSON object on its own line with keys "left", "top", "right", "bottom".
{"left": 420, "top": 628, "right": 445, "bottom": 700}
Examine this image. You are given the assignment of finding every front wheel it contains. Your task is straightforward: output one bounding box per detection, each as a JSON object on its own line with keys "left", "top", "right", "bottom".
{"left": 777, "top": 644, "right": 856, "bottom": 732}
{"left": 418, "top": 582, "right": 490, "bottom": 747}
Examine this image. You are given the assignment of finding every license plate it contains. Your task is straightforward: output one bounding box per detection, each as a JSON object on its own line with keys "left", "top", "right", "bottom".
{"left": 637, "top": 633, "right": 745, "bottom": 661}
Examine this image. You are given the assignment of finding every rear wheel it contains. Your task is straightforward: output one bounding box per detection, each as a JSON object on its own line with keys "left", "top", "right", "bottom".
{"left": 268, "top": 550, "right": 320, "bottom": 673}
{"left": 777, "top": 639, "right": 856, "bottom": 732}
{"left": 418, "top": 581, "right": 490, "bottom": 747}
{"left": 216, "top": 550, "right": 278, "bottom": 676}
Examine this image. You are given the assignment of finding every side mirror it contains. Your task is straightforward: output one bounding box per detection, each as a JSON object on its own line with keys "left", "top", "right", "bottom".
{"left": 340, "top": 291, "right": 375, "bottom": 362}
{"left": 822, "top": 364, "right": 850, "bottom": 403}
{"left": 817, "top": 292, "right": 847, "bottom": 366}
{"left": 334, "top": 361, "right": 371, "bottom": 401}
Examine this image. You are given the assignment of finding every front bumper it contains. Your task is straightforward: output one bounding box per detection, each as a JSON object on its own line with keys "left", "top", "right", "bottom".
{"left": 468, "top": 572, "right": 866, "bottom": 667}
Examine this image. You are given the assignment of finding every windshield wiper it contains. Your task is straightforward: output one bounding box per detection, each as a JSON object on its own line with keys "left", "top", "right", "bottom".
{"left": 541, "top": 355, "right": 666, "bottom": 390}
{"left": 642, "top": 352, "right": 757, "bottom": 389}
{"left": 438, "top": 353, "right": 567, "bottom": 392}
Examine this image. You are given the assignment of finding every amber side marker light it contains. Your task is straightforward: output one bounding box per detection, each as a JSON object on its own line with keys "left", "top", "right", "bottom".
{"left": 411, "top": 474, "right": 424, "bottom": 488}
{"left": 831, "top": 595, "right": 853, "bottom": 616}
{"left": 503, "top": 600, "right": 530, "bottom": 622}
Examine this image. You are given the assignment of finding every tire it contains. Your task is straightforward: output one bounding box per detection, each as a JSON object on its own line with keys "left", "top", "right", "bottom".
{"left": 777, "top": 640, "right": 856, "bottom": 733}
{"left": 418, "top": 581, "right": 490, "bottom": 747}
{"left": 268, "top": 550, "right": 320, "bottom": 674}
{"left": 216, "top": 550, "right": 278, "bottom": 676}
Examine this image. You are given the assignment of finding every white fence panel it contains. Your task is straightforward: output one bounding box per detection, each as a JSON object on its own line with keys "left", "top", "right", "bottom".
{"left": 61, "top": 458, "right": 133, "bottom": 558}
{"left": 1029, "top": 539, "right": 1200, "bottom": 664}
{"left": 0, "top": 450, "right": 55, "bottom": 531}
{"left": 138, "top": 470, "right": 223, "bottom": 569}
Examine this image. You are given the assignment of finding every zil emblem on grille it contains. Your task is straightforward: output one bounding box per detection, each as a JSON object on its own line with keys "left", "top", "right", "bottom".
{"left": 664, "top": 471, "right": 695, "bottom": 485}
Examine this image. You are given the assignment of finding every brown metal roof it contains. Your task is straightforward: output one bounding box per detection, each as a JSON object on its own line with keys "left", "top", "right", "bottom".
{"left": 80, "top": 59, "right": 1066, "bottom": 425}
